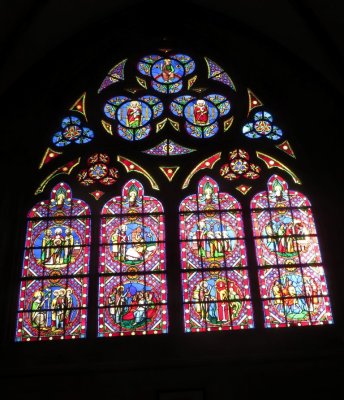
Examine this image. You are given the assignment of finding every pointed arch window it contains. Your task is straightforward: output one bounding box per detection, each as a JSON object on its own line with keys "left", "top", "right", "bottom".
{"left": 98, "top": 179, "right": 168, "bottom": 336}
{"left": 179, "top": 176, "right": 253, "bottom": 332}
{"left": 15, "top": 183, "right": 91, "bottom": 341}
{"left": 13, "top": 46, "right": 336, "bottom": 343}
{"left": 251, "top": 175, "right": 333, "bottom": 328}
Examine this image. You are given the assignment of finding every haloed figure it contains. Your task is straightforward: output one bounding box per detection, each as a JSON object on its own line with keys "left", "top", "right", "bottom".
{"left": 126, "top": 101, "right": 142, "bottom": 128}
{"left": 193, "top": 99, "right": 209, "bottom": 125}
{"left": 162, "top": 59, "right": 175, "bottom": 82}
{"left": 31, "top": 290, "right": 48, "bottom": 330}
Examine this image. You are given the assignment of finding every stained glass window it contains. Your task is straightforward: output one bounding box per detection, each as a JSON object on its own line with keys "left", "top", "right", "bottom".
{"left": 103, "top": 95, "right": 163, "bottom": 141}
{"left": 137, "top": 54, "right": 195, "bottom": 93}
{"left": 142, "top": 139, "right": 196, "bottom": 156}
{"left": 15, "top": 183, "right": 90, "bottom": 341}
{"left": 170, "top": 94, "right": 230, "bottom": 138}
{"left": 16, "top": 46, "right": 335, "bottom": 342}
{"left": 179, "top": 176, "right": 253, "bottom": 332}
{"left": 251, "top": 174, "right": 333, "bottom": 328}
{"left": 98, "top": 179, "right": 168, "bottom": 336}
{"left": 53, "top": 116, "right": 94, "bottom": 146}
{"left": 243, "top": 111, "right": 282, "bottom": 141}
{"left": 77, "top": 153, "right": 119, "bottom": 186}
{"left": 219, "top": 149, "right": 261, "bottom": 181}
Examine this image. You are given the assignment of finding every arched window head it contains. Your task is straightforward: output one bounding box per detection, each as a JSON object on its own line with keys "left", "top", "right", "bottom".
{"left": 251, "top": 175, "right": 333, "bottom": 328}
{"left": 16, "top": 183, "right": 91, "bottom": 341}
{"left": 16, "top": 47, "right": 335, "bottom": 342}
{"left": 98, "top": 179, "right": 168, "bottom": 336}
{"left": 179, "top": 176, "right": 253, "bottom": 332}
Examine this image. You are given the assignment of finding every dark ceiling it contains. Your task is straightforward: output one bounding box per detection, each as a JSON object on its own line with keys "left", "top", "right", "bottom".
{"left": 0, "top": 0, "right": 344, "bottom": 96}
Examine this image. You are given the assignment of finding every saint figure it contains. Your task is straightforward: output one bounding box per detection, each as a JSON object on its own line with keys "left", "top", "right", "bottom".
{"left": 193, "top": 100, "right": 209, "bottom": 125}
{"left": 126, "top": 101, "right": 142, "bottom": 128}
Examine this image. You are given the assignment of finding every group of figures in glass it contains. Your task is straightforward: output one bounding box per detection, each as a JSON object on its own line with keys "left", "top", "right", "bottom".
{"left": 30, "top": 286, "right": 77, "bottom": 333}
{"left": 40, "top": 227, "right": 76, "bottom": 267}
{"left": 190, "top": 219, "right": 235, "bottom": 260}
{"left": 16, "top": 173, "right": 333, "bottom": 340}
{"left": 107, "top": 281, "right": 158, "bottom": 330}
{"left": 193, "top": 277, "right": 243, "bottom": 323}
{"left": 271, "top": 267, "right": 320, "bottom": 317}
{"left": 110, "top": 222, "right": 156, "bottom": 263}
